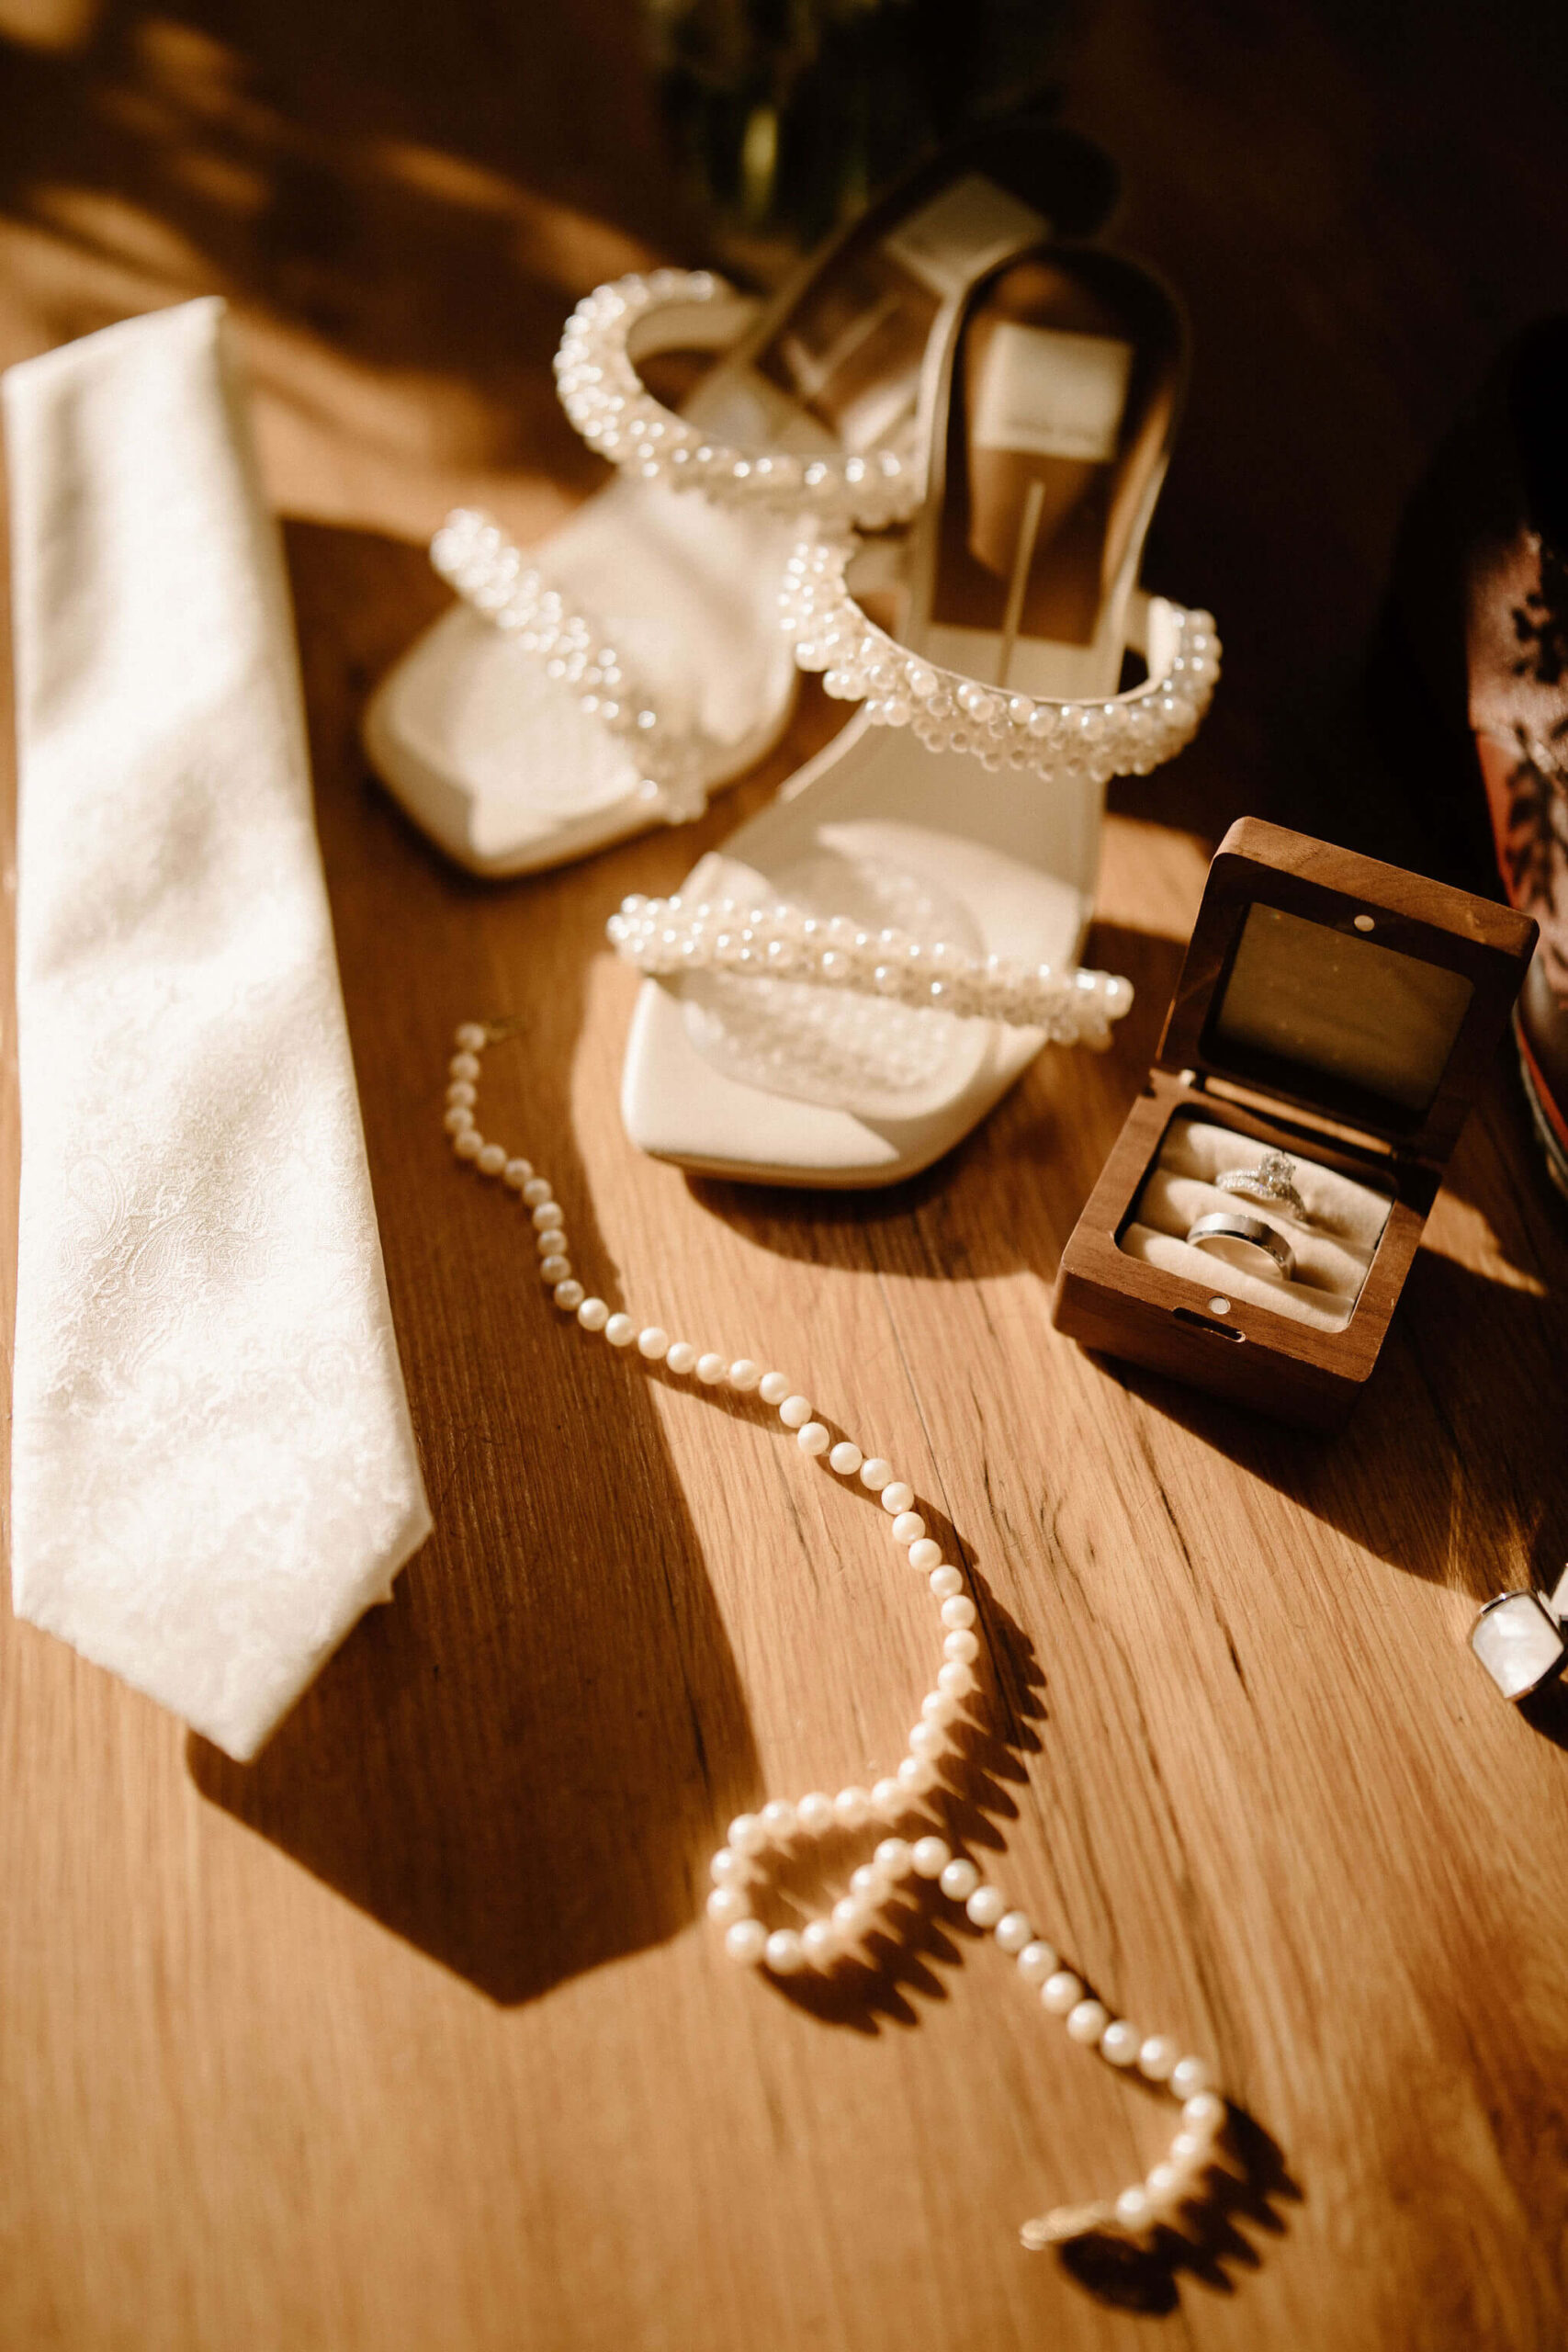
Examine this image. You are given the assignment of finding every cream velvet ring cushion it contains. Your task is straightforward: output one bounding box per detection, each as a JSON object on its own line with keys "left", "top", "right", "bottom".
{"left": 1118, "top": 1114, "right": 1394, "bottom": 1332}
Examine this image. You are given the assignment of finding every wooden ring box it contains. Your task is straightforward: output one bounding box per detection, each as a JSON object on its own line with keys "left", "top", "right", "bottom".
{"left": 1052, "top": 819, "right": 1539, "bottom": 1430}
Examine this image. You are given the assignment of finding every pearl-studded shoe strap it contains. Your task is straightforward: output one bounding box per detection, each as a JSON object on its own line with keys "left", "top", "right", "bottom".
{"left": 607, "top": 892, "right": 1133, "bottom": 1046}
{"left": 553, "top": 269, "right": 922, "bottom": 530}
{"left": 780, "top": 537, "right": 1220, "bottom": 783}
{"left": 431, "top": 505, "right": 722, "bottom": 825}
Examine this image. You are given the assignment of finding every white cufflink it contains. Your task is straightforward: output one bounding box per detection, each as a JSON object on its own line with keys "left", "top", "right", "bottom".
{"left": 1472, "top": 1567, "right": 1568, "bottom": 1701}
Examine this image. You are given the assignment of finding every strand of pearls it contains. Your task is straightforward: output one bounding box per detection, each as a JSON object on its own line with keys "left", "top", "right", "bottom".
{"left": 606, "top": 892, "right": 1134, "bottom": 1047}
{"left": 444, "top": 1020, "right": 1229, "bottom": 2249}
{"left": 553, "top": 269, "right": 921, "bottom": 529}
{"left": 431, "top": 508, "right": 713, "bottom": 824}
{"left": 779, "top": 538, "right": 1221, "bottom": 782}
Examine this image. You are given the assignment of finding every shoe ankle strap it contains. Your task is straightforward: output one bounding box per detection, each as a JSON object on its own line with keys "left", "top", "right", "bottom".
{"left": 553, "top": 270, "right": 922, "bottom": 530}
{"left": 432, "top": 507, "right": 715, "bottom": 823}
{"left": 780, "top": 538, "right": 1220, "bottom": 783}
{"left": 608, "top": 891, "right": 1134, "bottom": 1046}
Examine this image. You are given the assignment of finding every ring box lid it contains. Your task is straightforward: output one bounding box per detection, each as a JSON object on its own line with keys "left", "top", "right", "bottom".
{"left": 1156, "top": 819, "right": 1539, "bottom": 1167}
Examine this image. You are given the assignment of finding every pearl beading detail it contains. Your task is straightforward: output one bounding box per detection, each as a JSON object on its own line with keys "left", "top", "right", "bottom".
{"left": 606, "top": 892, "right": 1134, "bottom": 1046}
{"left": 553, "top": 269, "right": 922, "bottom": 529}
{"left": 779, "top": 538, "right": 1221, "bottom": 781}
{"left": 445, "top": 1020, "right": 1230, "bottom": 2250}
{"left": 431, "top": 506, "right": 714, "bottom": 824}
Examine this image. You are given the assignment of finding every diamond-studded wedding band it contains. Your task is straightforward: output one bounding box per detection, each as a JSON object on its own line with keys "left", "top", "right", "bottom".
{"left": 1185, "top": 1211, "right": 1296, "bottom": 1282}
{"left": 1215, "top": 1148, "right": 1308, "bottom": 1222}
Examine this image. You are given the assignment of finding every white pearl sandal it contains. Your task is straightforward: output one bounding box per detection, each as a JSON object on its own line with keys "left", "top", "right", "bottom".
{"left": 362, "top": 120, "right": 1118, "bottom": 876}
{"left": 615, "top": 243, "right": 1219, "bottom": 1185}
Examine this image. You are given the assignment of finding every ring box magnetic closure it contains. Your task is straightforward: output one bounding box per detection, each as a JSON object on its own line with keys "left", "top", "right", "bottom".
{"left": 1052, "top": 818, "right": 1538, "bottom": 1430}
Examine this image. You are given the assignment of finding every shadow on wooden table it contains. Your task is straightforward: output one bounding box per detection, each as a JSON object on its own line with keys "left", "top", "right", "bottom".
{"left": 1104, "top": 1241, "right": 1568, "bottom": 1605}
{"left": 188, "top": 520, "right": 763, "bottom": 2006}
{"left": 0, "top": 0, "right": 693, "bottom": 455}
{"left": 1055, "top": 2101, "right": 1301, "bottom": 2315}
{"left": 762, "top": 1555, "right": 1300, "bottom": 2307}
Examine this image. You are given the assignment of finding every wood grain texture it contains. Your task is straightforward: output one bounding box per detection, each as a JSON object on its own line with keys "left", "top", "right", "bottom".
{"left": 3, "top": 4, "right": 1568, "bottom": 2347}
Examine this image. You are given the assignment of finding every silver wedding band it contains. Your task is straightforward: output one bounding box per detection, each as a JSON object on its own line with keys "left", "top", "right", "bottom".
{"left": 1185, "top": 1211, "right": 1296, "bottom": 1281}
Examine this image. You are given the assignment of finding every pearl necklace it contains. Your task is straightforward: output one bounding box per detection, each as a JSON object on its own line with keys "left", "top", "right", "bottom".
{"left": 779, "top": 538, "right": 1220, "bottom": 783}
{"left": 444, "top": 1018, "right": 1230, "bottom": 2249}
{"left": 606, "top": 892, "right": 1134, "bottom": 1043}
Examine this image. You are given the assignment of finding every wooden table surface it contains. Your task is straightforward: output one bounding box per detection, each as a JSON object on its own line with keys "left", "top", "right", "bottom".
{"left": 4, "top": 4, "right": 1568, "bottom": 2346}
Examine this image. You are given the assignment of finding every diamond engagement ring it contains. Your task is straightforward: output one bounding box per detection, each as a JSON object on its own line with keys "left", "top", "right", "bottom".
{"left": 1215, "top": 1148, "right": 1308, "bottom": 1222}
{"left": 1185, "top": 1211, "right": 1297, "bottom": 1281}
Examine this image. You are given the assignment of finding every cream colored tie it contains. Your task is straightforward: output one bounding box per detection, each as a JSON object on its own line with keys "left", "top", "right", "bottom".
{"left": 5, "top": 298, "right": 431, "bottom": 1760}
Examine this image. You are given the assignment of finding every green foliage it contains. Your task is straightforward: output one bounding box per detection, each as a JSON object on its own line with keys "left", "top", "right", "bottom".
{"left": 643, "top": 0, "right": 1069, "bottom": 243}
